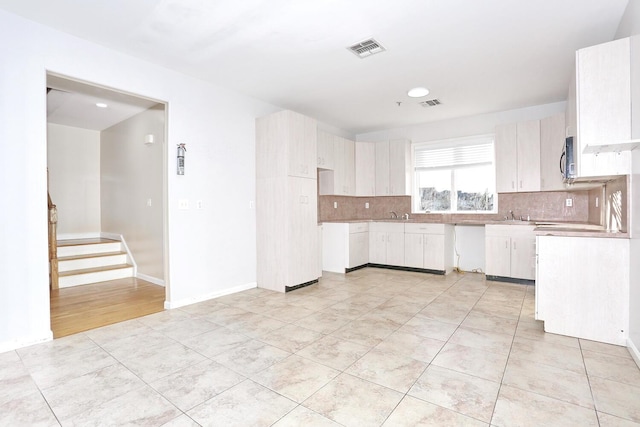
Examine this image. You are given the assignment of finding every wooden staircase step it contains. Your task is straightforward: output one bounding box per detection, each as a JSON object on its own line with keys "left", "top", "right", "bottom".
{"left": 57, "top": 238, "right": 119, "bottom": 247}
{"left": 59, "top": 264, "right": 133, "bottom": 277}
{"left": 58, "top": 251, "right": 127, "bottom": 261}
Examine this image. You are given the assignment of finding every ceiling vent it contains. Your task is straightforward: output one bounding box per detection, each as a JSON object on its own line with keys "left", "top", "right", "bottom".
{"left": 419, "top": 99, "right": 442, "bottom": 107}
{"left": 347, "top": 38, "right": 386, "bottom": 58}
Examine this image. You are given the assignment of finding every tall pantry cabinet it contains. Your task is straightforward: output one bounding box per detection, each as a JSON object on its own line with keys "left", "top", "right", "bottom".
{"left": 256, "top": 110, "right": 319, "bottom": 292}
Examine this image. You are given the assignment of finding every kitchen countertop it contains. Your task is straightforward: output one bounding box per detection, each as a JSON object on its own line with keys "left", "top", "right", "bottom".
{"left": 320, "top": 219, "right": 628, "bottom": 238}
{"left": 533, "top": 226, "right": 628, "bottom": 239}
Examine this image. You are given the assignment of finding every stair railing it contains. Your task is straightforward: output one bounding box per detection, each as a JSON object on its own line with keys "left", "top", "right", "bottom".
{"left": 48, "top": 191, "right": 59, "bottom": 290}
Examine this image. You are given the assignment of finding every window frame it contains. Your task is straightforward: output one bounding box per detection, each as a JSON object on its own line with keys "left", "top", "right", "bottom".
{"left": 412, "top": 134, "right": 497, "bottom": 214}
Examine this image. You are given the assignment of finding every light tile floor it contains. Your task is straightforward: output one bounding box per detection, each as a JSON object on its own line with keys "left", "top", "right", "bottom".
{"left": 2, "top": 268, "right": 640, "bottom": 426}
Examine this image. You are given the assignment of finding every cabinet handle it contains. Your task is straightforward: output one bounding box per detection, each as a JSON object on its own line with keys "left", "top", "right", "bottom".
{"left": 505, "top": 241, "right": 508, "bottom": 249}
{"left": 519, "top": 180, "right": 522, "bottom": 189}
{"left": 513, "top": 241, "right": 517, "bottom": 250}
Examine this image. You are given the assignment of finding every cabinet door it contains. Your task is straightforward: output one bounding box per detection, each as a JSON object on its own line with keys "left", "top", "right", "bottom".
{"left": 577, "top": 37, "right": 631, "bottom": 152}
{"left": 485, "top": 235, "right": 511, "bottom": 277}
{"left": 369, "top": 231, "right": 387, "bottom": 264}
{"left": 317, "top": 130, "right": 335, "bottom": 170}
{"left": 344, "top": 139, "right": 356, "bottom": 196}
{"left": 287, "top": 178, "right": 318, "bottom": 286}
{"left": 355, "top": 142, "right": 375, "bottom": 196}
{"left": 375, "top": 141, "right": 390, "bottom": 196}
{"left": 540, "top": 114, "right": 565, "bottom": 191}
{"left": 516, "top": 120, "right": 541, "bottom": 192}
{"left": 386, "top": 231, "right": 405, "bottom": 266}
{"left": 404, "top": 233, "right": 424, "bottom": 268}
{"left": 495, "top": 123, "right": 518, "bottom": 193}
{"left": 389, "top": 140, "right": 410, "bottom": 195}
{"left": 349, "top": 232, "right": 369, "bottom": 268}
{"left": 424, "top": 234, "right": 445, "bottom": 271}
{"left": 288, "top": 112, "right": 317, "bottom": 179}
{"left": 510, "top": 237, "right": 536, "bottom": 280}
{"left": 333, "top": 137, "right": 346, "bottom": 195}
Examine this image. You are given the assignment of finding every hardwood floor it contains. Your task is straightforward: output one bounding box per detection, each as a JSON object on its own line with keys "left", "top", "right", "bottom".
{"left": 50, "top": 277, "right": 165, "bottom": 338}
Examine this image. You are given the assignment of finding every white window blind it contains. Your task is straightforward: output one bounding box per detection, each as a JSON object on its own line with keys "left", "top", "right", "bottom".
{"left": 414, "top": 139, "right": 494, "bottom": 170}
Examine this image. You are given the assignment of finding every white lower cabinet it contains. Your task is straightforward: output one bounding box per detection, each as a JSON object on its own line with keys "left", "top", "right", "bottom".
{"left": 403, "top": 223, "right": 453, "bottom": 273}
{"left": 348, "top": 224, "right": 369, "bottom": 268}
{"left": 485, "top": 225, "right": 536, "bottom": 280}
{"left": 369, "top": 222, "right": 405, "bottom": 265}
{"left": 321, "top": 222, "right": 368, "bottom": 273}
{"left": 536, "top": 235, "right": 629, "bottom": 346}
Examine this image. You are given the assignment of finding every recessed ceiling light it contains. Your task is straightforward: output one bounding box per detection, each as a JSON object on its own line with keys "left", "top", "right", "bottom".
{"left": 407, "top": 87, "right": 430, "bottom": 98}
{"left": 95, "top": 102, "right": 108, "bottom": 108}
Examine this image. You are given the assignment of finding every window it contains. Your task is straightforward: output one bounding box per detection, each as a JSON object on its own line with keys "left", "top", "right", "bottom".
{"left": 413, "top": 136, "right": 496, "bottom": 213}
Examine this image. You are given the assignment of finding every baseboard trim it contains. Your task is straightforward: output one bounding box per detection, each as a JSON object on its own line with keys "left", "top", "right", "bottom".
{"left": 367, "top": 263, "right": 445, "bottom": 275}
{"left": 0, "top": 330, "right": 53, "bottom": 353}
{"left": 486, "top": 275, "right": 535, "bottom": 285}
{"left": 58, "top": 232, "right": 101, "bottom": 241}
{"left": 285, "top": 279, "right": 318, "bottom": 292}
{"left": 164, "top": 282, "right": 257, "bottom": 309}
{"left": 628, "top": 337, "right": 640, "bottom": 369}
{"left": 136, "top": 273, "right": 165, "bottom": 287}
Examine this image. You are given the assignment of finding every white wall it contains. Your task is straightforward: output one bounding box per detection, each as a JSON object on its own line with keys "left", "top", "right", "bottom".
{"left": 356, "top": 101, "right": 566, "bottom": 143}
{"left": 616, "top": 0, "right": 640, "bottom": 39}
{"left": 47, "top": 123, "right": 101, "bottom": 237}
{"left": 101, "top": 105, "right": 165, "bottom": 282}
{"left": 0, "top": 9, "right": 279, "bottom": 351}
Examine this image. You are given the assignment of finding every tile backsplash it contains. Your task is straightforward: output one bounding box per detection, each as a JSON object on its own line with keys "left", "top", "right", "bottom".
{"left": 319, "top": 190, "right": 598, "bottom": 224}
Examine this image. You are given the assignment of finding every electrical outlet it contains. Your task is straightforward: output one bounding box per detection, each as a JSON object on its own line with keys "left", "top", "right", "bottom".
{"left": 178, "top": 199, "right": 189, "bottom": 210}
{"left": 249, "top": 201, "right": 255, "bottom": 209}
{"left": 146, "top": 198, "right": 152, "bottom": 207}
{"left": 196, "top": 200, "right": 203, "bottom": 210}
{"left": 365, "top": 202, "right": 369, "bottom": 209}
{"left": 334, "top": 202, "right": 338, "bottom": 209}
{"left": 565, "top": 198, "right": 573, "bottom": 207}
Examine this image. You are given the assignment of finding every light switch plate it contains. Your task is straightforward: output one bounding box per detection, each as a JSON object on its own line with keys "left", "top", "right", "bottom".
{"left": 178, "top": 199, "right": 189, "bottom": 210}
{"left": 334, "top": 202, "right": 338, "bottom": 209}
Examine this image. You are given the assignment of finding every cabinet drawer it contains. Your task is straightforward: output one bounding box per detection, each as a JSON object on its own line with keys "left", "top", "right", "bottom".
{"left": 369, "top": 222, "right": 405, "bottom": 233}
{"left": 404, "top": 223, "right": 444, "bottom": 234}
{"left": 349, "top": 222, "right": 369, "bottom": 233}
{"left": 485, "top": 224, "right": 535, "bottom": 237}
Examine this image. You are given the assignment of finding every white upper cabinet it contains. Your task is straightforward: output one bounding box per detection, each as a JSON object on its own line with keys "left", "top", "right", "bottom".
{"left": 516, "top": 120, "right": 541, "bottom": 192}
{"left": 256, "top": 110, "right": 317, "bottom": 180}
{"left": 389, "top": 140, "right": 412, "bottom": 195}
{"left": 495, "top": 123, "right": 518, "bottom": 193}
{"left": 540, "top": 113, "right": 565, "bottom": 191}
{"left": 318, "top": 135, "right": 356, "bottom": 195}
{"left": 375, "top": 141, "right": 391, "bottom": 195}
{"left": 287, "top": 112, "right": 317, "bottom": 179}
{"left": 375, "top": 140, "right": 411, "bottom": 196}
{"left": 577, "top": 37, "right": 632, "bottom": 153}
{"left": 355, "top": 142, "right": 375, "bottom": 196}
{"left": 317, "top": 130, "right": 335, "bottom": 170}
{"left": 570, "top": 37, "right": 634, "bottom": 177}
{"left": 495, "top": 120, "right": 540, "bottom": 193}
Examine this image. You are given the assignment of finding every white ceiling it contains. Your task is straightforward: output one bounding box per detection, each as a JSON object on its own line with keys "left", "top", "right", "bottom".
{"left": 1, "top": 0, "right": 629, "bottom": 134}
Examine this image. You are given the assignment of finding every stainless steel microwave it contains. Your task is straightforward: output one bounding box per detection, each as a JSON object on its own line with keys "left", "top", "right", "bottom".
{"left": 561, "top": 136, "right": 576, "bottom": 180}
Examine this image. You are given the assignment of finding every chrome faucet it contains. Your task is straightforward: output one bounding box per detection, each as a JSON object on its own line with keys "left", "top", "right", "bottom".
{"left": 402, "top": 213, "right": 410, "bottom": 220}
{"left": 390, "top": 211, "right": 398, "bottom": 219}
{"left": 509, "top": 210, "right": 515, "bottom": 220}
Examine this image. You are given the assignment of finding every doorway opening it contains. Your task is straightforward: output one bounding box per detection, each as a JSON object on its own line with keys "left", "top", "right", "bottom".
{"left": 46, "top": 73, "right": 168, "bottom": 338}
